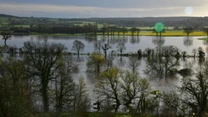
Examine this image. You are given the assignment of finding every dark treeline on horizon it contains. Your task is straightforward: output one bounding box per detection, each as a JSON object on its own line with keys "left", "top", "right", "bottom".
{"left": 0, "top": 14, "right": 208, "bottom": 35}
{"left": 1, "top": 14, "right": 208, "bottom": 27}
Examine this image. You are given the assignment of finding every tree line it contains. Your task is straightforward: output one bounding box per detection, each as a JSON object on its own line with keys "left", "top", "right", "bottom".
{"left": 2, "top": 15, "right": 208, "bottom": 28}
{"left": 1, "top": 24, "right": 207, "bottom": 40}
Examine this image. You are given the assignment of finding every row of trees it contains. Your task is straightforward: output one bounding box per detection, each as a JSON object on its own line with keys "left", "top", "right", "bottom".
{"left": 9, "top": 23, "right": 142, "bottom": 36}
{"left": 3, "top": 16, "right": 208, "bottom": 28}
{"left": 3, "top": 25, "right": 208, "bottom": 40}
{"left": 71, "top": 38, "right": 205, "bottom": 61}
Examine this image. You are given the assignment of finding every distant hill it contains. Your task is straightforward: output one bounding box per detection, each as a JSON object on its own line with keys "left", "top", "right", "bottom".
{"left": 77, "top": 17, "right": 208, "bottom": 28}
{"left": 0, "top": 14, "right": 18, "bottom": 18}
{"left": 0, "top": 14, "right": 207, "bottom": 28}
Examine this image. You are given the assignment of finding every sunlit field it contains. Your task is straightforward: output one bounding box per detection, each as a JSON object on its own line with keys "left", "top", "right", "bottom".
{"left": 99, "top": 31, "right": 207, "bottom": 36}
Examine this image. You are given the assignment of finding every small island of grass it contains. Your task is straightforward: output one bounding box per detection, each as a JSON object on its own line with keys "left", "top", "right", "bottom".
{"left": 198, "top": 37, "right": 208, "bottom": 40}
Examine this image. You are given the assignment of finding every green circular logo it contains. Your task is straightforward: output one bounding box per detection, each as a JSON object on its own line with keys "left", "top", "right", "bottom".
{"left": 154, "top": 22, "right": 165, "bottom": 33}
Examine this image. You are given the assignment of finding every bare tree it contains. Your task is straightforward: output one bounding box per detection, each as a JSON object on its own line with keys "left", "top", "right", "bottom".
{"left": 121, "top": 26, "right": 127, "bottom": 37}
{"left": 101, "top": 24, "right": 108, "bottom": 36}
{"left": 23, "top": 41, "right": 66, "bottom": 112}
{"left": 153, "top": 28, "right": 165, "bottom": 37}
{"left": 145, "top": 46, "right": 179, "bottom": 79}
{"left": 144, "top": 48, "right": 154, "bottom": 58}
{"left": 161, "top": 91, "right": 180, "bottom": 117}
{"left": 180, "top": 61, "right": 208, "bottom": 116}
{"left": 73, "top": 77, "right": 90, "bottom": 116}
{"left": 54, "top": 55, "right": 78, "bottom": 112}
{"left": 93, "top": 22, "right": 98, "bottom": 35}
{"left": 94, "top": 39, "right": 102, "bottom": 52}
{"left": 127, "top": 56, "right": 140, "bottom": 73}
{"left": 116, "top": 42, "right": 126, "bottom": 56}
{"left": 180, "top": 72, "right": 208, "bottom": 116}
{"left": 136, "top": 28, "right": 141, "bottom": 36}
{"left": 130, "top": 27, "right": 137, "bottom": 36}
{"left": 109, "top": 26, "right": 116, "bottom": 36}
{"left": 153, "top": 29, "right": 159, "bottom": 36}
{"left": 71, "top": 40, "right": 85, "bottom": 57}
{"left": 116, "top": 26, "right": 121, "bottom": 37}
{"left": 203, "top": 27, "right": 208, "bottom": 38}
{"left": 95, "top": 68, "right": 151, "bottom": 114}
{"left": 183, "top": 27, "right": 194, "bottom": 37}
{"left": 102, "top": 43, "right": 111, "bottom": 59}
{"left": 1, "top": 31, "right": 11, "bottom": 46}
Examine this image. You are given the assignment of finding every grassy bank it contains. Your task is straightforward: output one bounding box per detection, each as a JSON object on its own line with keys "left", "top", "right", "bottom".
{"left": 6, "top": 31, "right": 207, "bottom": 37}
{"left": 125, "top": 31, "right": 206, "bottom": 36}
{"left": 198, "top": 37, "right": 208, "bottom": 40}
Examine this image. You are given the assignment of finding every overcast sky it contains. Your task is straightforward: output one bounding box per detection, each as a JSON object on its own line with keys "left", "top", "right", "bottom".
{"left": 0, "top": 0, "right": 207, "bottom": 18}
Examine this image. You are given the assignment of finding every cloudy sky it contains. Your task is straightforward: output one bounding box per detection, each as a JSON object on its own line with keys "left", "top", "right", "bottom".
{"left": 0, "top": 0, "right": 207, "bottom": 18}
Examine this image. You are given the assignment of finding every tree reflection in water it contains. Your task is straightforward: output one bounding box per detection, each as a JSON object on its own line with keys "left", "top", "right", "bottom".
{"left": 130, "top": 36, "right": 140, "bottom": 44}
{"left": 183, "top": 36, "right": 193, "bottom": 46}
{"left": 72, "top": 55, "right": 85, "bottom": 62}
{"left": 152, "top": 36, "right": 165, "bottom": 47}
{"left": 109, "top": 36, "right": 120, "bottom": 44}
{"left": 130, "top": 36, "right": 136, "bottom": 44}
{"left": 94, "top": 39, "right": 102, "bottom": 53}
{"left": 136, "top": 36, "right": 140, "bottom": 43}
{"left": 206, "top": 47, "right": 208, "bottom": 55}
{"left": 203, "top": 40, "right": 208, "bottom": 46}
{"left": 115, "top": 56, "right": 126, "bottom": 67}
{"left": 85, "top": 35, "right": 96, "bottom": 42}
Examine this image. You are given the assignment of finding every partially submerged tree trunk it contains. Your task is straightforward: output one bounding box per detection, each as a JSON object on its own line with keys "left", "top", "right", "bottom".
{"left": 1, "top": 31, "right": 11, "bottom": 47}
{"left": 23, "top": 41, "right": 65, "bottom": 112}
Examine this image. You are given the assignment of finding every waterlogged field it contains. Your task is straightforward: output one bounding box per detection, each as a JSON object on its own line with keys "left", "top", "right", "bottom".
{"left": 1, "top": 35, "right": 207, "bottom": 54}
{"left": 1, "top": 35, "right": 208, "bottom": 116}
{"left": 103, "top": 31, "right": 207, "bottom": 36}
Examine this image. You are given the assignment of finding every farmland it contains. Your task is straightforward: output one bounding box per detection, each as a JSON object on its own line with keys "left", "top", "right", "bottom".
{"left": 0, "top": 14, "right": 208, "bottom": 36}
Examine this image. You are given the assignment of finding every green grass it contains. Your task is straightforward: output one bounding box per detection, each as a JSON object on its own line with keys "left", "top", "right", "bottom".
{"left": 0, "top": 17, "right": 9, "bottom": 22}
{"left": 73, "top": 21, "right": 96, "bottom": 26}
{"left": 13, "top": 25, "right": 30, "bottom": 28}
{"left": 198, "top": 37, "right": 208, "bottom": 40}
{"left": 125, "top": 26, "right": 174, "bottom": 30}
{"left": 12, "top": 31, "right": 206, "bottom": 37}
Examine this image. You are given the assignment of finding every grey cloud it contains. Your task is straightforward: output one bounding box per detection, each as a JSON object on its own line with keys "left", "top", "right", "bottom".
{"left": 134, "top": 0, "right": 206, "bottom": 9}
{"left": 0, "top": 1, "right": 207, "bottom": 18}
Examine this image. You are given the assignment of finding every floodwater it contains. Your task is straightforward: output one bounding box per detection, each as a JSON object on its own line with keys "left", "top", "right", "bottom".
{"left": 0, "top": 35, "right": 207, "bottom": 101}
{"left": 1, "top": 35, "right": 207, "bottom": 54}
